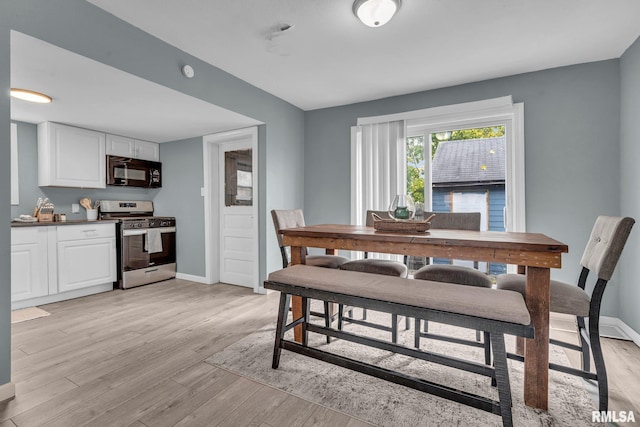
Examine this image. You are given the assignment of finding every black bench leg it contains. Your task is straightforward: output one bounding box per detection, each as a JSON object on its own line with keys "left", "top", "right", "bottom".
{"left": 272, "top": 293, "right": 291, "bottom": 369}
{"left": 391, "top": 314, "right": 398, "bottom": 343}
{"left": 323, "top": 301, "right": 332, "bottom": 344}
{"left": 490, "top": 332, "right": 513, "bottom": 427}
{"left": 338, "top": 304, "right": 345, "bottom": 331}
{"left": 302, "top": 297, "right": 310, "bottom": 347}
{"left": 414, "top": 318, "right": 421, "bottom": 348}
{"left": 483, "top": 331, "right": 491, "bottom": 366}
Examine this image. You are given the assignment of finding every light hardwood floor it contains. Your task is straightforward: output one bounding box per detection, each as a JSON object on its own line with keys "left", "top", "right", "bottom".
{"left": 1, "top": 279, "right": 638, "bottom": 426}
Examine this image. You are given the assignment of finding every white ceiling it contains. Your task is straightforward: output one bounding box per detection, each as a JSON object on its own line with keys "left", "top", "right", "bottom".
{"left": 87, "top": 0, "right": 640, "bottom": 111}
{"left": 10, "top": 32, "right": 261, "bottom": 143}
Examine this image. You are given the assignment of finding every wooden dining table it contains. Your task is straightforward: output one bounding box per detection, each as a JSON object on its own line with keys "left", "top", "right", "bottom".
{"left": 280, "top": 224, "right": 568, "bottom": 411}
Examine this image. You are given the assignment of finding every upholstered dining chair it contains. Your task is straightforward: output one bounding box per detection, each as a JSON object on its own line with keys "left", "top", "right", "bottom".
{"left": 271, "top": 209, "right": 350, "bottom": 342}
{"left": 412, "top": 211, "right": 492, "bottom": 359}
{"left": 496, "top": 215, "right": 635, "bottom": 411}
{"left": 271, "top": 209, "right": 350, "bottom": 270}
{"left": 338, "top": 210, "right": 409, "bottom": 343}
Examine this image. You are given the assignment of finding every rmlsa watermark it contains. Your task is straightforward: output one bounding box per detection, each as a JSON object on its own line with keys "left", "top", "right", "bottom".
{"left": 592, "top": 410, "right": 636, "bottom": 423}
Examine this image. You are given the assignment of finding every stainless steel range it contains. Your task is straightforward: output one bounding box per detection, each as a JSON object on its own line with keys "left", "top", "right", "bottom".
{"left": 100, "top": 200, "right": 176, "bottom": 289}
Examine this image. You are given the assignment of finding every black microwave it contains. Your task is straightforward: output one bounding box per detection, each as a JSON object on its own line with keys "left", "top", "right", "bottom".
{"left": 107, "top": 156, "right": 162, "bottom": 188}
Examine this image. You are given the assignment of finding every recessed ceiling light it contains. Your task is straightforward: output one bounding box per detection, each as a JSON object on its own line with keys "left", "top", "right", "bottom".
{"left": 10, "top": 88, "right": 53, "bottom": 104}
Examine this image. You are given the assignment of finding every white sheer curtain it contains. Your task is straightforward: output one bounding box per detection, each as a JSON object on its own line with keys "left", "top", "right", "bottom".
{"left": 351, "top": 120, "right": 406, "bottom": 259}
{"left": 351, "top": 120, "right": 407, "bottom": 260}
{"left": 351, "top": 120, "right": 407, "bottom": 224}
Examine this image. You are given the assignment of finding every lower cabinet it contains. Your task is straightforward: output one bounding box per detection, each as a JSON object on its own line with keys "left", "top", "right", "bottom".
{"left": 57, "top": 225, "right": 117, "bottom": 292}
{"left": 11, "top": 228, "right": 49, "bottom": 302}
{"left": 11, "top": 223, "right": 117, "bottom": 308}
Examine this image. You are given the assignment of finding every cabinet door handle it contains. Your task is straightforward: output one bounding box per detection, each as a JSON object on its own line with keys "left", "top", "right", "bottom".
{"left": 145, "top": 268, "right": 159, "bottom": 273}
{"left": 82, "top": 229, "right": 97, "bottom": 233}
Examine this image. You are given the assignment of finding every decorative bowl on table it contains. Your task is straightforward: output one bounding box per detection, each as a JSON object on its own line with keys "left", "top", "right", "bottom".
{"left": 367, "top": 195, "right": 435, "bottom": 232}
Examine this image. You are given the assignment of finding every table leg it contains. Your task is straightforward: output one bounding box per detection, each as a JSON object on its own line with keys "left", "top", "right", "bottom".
{"left": 290, "top": 245, "right": 306, "bottom": 343}
{"left": 524, "top": 266, "right": 550, "bottom": 410}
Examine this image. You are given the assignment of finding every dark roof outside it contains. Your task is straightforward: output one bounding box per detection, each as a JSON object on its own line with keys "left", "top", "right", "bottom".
{"left": 431, "top": 137, "right": 506, "bottom": 185}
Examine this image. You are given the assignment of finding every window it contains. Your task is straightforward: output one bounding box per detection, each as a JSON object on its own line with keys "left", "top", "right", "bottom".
{"left": 353, "top": 96, "right": 524, "bottom": 272}
{"left": 408, "top": 127, "right": 507, "bottom": 274}
{"left": 224, "top": 149, "right": 253, "bottom": 206}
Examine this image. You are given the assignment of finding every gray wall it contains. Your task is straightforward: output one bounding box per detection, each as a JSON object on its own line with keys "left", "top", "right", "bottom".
{"left": 152, "top": 137, "right": 205, "bottom": 277}
{"left": 1, "top": 0, "right": 305, "bottom": 389}
{"left": 620, "top": 36, "right": 640, "bottom": 334}
{"left": 0, "top": 8, "right": 10, "bottom": 386}
{"left": 305, "top": 60, "right": 624, "bottom": 320}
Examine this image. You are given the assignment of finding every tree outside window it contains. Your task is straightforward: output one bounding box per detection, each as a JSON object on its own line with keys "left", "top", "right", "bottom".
{"left": 405, "top": 126, "right": 505, "bottom": 203}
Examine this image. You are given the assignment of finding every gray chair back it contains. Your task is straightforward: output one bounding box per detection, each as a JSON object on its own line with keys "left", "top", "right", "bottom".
{"left": 423, "top": 211, "right": 482, "bottom": 268}
{"left": 271, "top": 209, "right": 306, "bottom": 268}
{"left": 580, "top": 216, "right": 635, "bottom": 281}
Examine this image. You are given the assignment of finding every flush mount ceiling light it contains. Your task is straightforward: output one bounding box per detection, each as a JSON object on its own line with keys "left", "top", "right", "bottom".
{"left": 10, "top": 88, "right": 53, "bottom": 104}
{"left": 353, "top": 0, "right": 401, "bottom": 27}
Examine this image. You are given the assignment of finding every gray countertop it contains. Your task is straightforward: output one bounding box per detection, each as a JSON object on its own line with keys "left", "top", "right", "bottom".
{"left": 11, "top": 219, "right": 120, "bottom": 227}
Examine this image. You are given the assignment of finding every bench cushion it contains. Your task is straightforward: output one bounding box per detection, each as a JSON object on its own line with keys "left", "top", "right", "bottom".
{"left": 268, "top": 265, "right": 531, "bottom": 326}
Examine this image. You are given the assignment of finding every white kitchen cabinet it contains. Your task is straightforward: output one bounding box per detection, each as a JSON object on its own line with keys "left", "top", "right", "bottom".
{"left": 106, "top": 133, "right": 159, "bottom": 161}
{"left": 38, "top": 122, "right": 106, "bottom": 188}
{"left": 11, "top": 223, "right": 116, "bottom": 309}
{"left": 57, "top": 224, "right": 117, "bottom": 293}
{"left": 11, "top": 228, "right": 49, "bottom": 302}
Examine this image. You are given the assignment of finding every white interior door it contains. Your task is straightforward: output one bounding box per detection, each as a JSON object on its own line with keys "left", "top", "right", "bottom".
{"left": 218, "top": 133, "right": 258, "bottom": 289}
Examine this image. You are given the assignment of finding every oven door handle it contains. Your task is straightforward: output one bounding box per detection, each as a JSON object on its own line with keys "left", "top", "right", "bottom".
{"left": 122, "top": 226, "right": 176, "bottom": 237}
{"left": 123, "top": 229, "right": 147, "bottom": 236}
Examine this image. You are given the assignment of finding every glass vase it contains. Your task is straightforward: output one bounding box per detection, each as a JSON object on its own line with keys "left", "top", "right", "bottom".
{"left": 388, "top": 194, "right": 415, "bottom": 220}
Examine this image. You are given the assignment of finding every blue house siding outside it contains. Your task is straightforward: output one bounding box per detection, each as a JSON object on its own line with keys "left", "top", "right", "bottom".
{"left": 428, "top": 137, "right": 507, "bottom": 275}
{"left": 431, "top": 186, "right": 506, "bottom": 275}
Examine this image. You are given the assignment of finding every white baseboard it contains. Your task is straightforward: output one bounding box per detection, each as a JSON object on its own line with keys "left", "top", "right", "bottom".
{"left": 601, "top": 316, "right": 640, "bottom": 347}
{"left": 175, "top": 273, "right": 266, "bottom": 296}
{"left": 11, "top": 283, "right": 114, "bottom": 310}
{"left": 0, "top": 382, "right": 15, "bottom": 402}
{"left": 175, "top": 272, "right": 210, "bottom": 284}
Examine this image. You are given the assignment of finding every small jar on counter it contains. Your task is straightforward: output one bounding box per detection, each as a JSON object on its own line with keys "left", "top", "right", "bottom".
{"left": 60, "top": 213, "right": 67, "bottom": 222}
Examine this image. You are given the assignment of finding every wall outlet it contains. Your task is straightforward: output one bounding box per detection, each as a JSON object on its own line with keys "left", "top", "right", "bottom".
{"left": 72, "top": 203, "right": 80, "bottom": 213}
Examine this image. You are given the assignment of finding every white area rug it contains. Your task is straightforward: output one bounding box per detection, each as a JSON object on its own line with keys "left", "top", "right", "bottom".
{"left": 11, "top": 307, "right": 50, "bottom": 324}
{"left": 206, "top": 308, "right": 601, "bottom": 426}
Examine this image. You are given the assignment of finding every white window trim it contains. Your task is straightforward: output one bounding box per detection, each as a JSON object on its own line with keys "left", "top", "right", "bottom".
{"left": 354, "top": 96, "right": 526, "bottom": 232}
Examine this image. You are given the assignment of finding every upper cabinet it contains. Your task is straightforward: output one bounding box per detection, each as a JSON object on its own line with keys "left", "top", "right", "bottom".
{"left": 38, "top": 122, "right": 106, "bottom": 189}
{"left": 106, "top": 134, "right": 159, "bottom": 161}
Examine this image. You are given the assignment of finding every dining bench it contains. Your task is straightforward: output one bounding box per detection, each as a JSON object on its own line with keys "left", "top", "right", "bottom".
{"left": 264, "top": 265, "right": 534, "bottom": 427}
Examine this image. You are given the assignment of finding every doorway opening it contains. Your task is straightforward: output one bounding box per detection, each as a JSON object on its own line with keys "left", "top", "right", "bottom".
{"left": 203, "top": 127, "right": 261, "bottom": 293}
